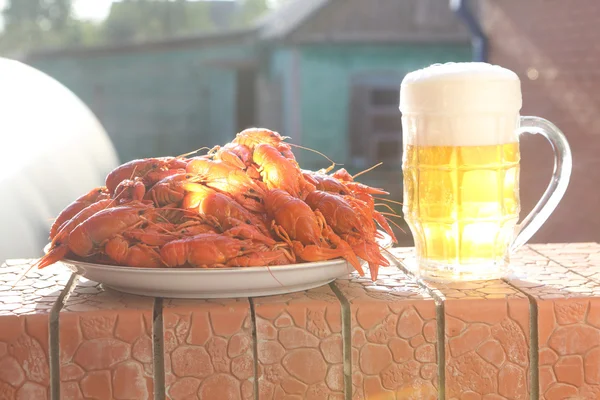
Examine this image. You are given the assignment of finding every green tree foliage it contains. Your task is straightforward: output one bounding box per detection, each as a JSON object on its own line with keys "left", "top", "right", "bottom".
{"left": 0, "top": 0, "right": 79, "bottom": 53}
{"left": 102, "top": 0, "right": 215, "bottom": 44}
{"left": 3, "top": 0, "right": 71, "bottom": 30}
{"left": 0, "top": 0, "right": 281, "bottom": 55}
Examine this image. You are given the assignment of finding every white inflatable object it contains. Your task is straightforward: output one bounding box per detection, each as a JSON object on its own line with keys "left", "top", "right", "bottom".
{"left": 0, "top": 58, "right": 119, "bottom": 262}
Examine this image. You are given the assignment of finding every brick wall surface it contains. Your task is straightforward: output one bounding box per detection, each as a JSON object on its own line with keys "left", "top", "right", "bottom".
{"left": 2, "top": 244, "right": 600, "bottom": 399}
{"left": 480, "top": 0, "right": 600, "bottom": 244}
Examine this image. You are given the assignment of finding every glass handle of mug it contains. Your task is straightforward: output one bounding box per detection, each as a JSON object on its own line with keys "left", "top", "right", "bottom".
{"left": 511, "top": 116, "right": 573, "bottom": 251}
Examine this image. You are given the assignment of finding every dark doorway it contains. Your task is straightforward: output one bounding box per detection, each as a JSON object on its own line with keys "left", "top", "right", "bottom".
{"left": 236, "top": 68, "right": 257, "bottom": 132}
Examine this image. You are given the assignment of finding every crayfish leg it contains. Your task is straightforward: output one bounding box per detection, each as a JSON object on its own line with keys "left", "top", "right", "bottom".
{"left": 368, "top": 262, "right": 380, "bottom": 282}
{"left": 224, "top": 225, "right": 276, "bottom": 246}
{"left": 218, "top": 150, "right": 246, "bottom": 170}
{"left": 236, "top": 195, "right": 265, "bottom": 213}
{"left": 373, "top": 211, "right": 398, "bottom": 243}
{"left": 292, "top": 241, "right": 364, "bottom": 276}
{"left": 271, "top": 223, "right": 292, "bottom": 245}
{"left": 226, "top": 251, "right": 283, "bottom": 267}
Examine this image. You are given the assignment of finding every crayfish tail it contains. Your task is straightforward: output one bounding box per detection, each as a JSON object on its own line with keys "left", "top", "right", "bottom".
{"left": 36, "top": 245, "right": 69, "bottom": 270}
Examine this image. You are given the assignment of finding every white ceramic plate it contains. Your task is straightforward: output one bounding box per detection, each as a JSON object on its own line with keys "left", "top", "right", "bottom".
{"left": 55, "top": 231, "right": 393, "bottom": 298}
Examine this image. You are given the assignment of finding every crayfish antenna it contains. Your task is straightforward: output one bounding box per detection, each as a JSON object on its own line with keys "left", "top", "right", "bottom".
{"left": 140, "top": 217, "right": 179, "bottom": 235}
{"left": 287, "top": 143, "right": 341, "bottom": 172}
{"left": 352, "top": 162, "right": 383, "bottom": 180}
{"left": 10, "top": 245, "right": 69, "bottom": 289}
{"left": 378, "top": 212, "right": 404, "bottom": 219}
{"left": 374, "top": 204, "right": 403, "bottom": 238}
{"left": 248, "top": 245, "right": 289, "bottom": 288}
{"left": 127, "top": 165, "right": 139, "bottom": 181}
{"left": 379, "top": 247, "right": 412, "bottom": 276}
{"left": 373, "top": 197, "right": 404, "bottom": 206}
{"left": 266, "top": 265, "right": 286, "bottom": 288}
{"left": 150, "top": 206, "right": 197, "bottom": 215}
{"left": 377, "top": 214, "right": 405, "bottom": 237}
{"left": 10, "top": 264, "right": 35, "bottom": 290}
{"left": 176, "top": 147, "right": 211, "bottom": 158}
{"left": 374, "top": 203, "right": 398, "bottom": 214}
{"left": 262, "top": 250, "right": 290, "bottom": 289}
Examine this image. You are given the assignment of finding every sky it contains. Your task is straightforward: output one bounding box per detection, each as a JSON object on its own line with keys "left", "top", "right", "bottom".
{"left": 72, "top": 0, "right": 115, "bottom": 21}
{"left": 0, "top": 0, "right": 115, "bottom": 22}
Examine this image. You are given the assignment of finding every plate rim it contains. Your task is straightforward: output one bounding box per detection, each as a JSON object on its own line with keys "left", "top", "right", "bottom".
{"left": 50, "top": 230, "right": 392, "bottom": 273}
{"left": 61, "top": 257, "right": 347, "bottom": 273}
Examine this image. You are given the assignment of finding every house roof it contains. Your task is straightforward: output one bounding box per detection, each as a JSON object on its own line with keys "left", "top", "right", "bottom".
{"left": 255, "top": 0, "right": 331, "bottom": 40}
{"left": 24, "top": 29, "right": 256, "bottom": 60}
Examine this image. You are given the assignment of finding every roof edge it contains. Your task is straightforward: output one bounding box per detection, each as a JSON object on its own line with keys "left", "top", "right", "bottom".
{"left": 24, "top": 27, "right": 258, "bottom": 60}
{"left": 255, "top": 0, "right": 331, "bottom": 41}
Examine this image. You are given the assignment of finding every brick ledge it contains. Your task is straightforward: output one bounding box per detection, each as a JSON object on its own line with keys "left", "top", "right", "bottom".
{"left": 1, "top": 242, "right": 599, "bottom": 399}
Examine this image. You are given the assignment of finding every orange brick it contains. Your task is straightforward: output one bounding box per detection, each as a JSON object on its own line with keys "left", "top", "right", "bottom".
{"left": 59, "top": 277, "right": 154, "bottom": 399}
{"left": 334, "top": 254, "right": 438, "bottom": 400}
{"left": 0, "top": 260, "right": 72, "bottom": 400}
{"left": 254, "top": 285, "right": 343, "bottom": 399}
{"left": 163, "top": 298, "right": 254, "bottom": 400}
{"left": 509, "top": 246, "right": 600, "bottom": 399}
{"left": 394, "top": 248, "right": 530, "bottom": 400}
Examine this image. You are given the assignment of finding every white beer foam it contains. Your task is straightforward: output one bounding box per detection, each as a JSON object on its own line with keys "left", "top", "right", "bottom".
{"left": 400, "top": 62, "right": 522, "bottom": 146}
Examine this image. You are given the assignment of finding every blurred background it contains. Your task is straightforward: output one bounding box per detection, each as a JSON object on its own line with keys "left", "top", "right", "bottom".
{"left": 0, "top": 0, "right": 598, "bottom": 259}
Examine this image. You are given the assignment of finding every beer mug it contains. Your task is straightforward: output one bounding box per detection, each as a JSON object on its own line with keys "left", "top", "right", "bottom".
{"left": 400, "top": 62, "right": 572, "bottom": 281}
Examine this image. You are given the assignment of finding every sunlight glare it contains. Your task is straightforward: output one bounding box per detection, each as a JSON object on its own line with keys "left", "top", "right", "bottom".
{"left": 72, "top": 0, "right": 117, "bottom": 21}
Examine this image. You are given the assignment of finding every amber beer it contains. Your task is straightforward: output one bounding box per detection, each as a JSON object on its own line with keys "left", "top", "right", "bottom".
{"left": 403, "top": 143, "right": 520, "bottom": 272}
{"left": 401, "top": 62, "right": 528, "bottom": 281}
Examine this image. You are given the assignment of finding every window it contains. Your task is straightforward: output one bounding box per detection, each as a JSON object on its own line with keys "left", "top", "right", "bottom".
{"left": 349, "top": 73, "right": 403, "bottom": 168}
{"left": 370, "top": 88, "right": 400, "bottom": 107}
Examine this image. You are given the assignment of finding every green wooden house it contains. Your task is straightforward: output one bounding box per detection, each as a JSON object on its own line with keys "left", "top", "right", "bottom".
{"left": 26, "top": 0, "right": 471, "bottom": 169}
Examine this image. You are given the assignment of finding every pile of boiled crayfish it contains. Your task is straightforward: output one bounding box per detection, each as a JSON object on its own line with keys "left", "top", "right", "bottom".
{"left": 35, "top": 128, "right": 398, "bottom": 280}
